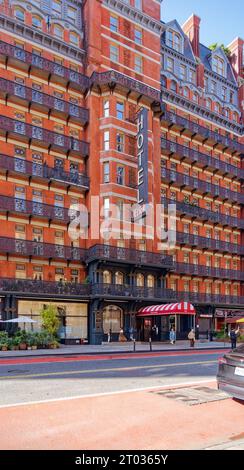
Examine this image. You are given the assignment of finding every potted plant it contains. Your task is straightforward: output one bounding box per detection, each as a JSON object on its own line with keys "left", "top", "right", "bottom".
{"left": 15, "top": 330, "right": 28, "bottom": 350}
{"left": 0, "top": 331, "right": 9, "bottom": 351}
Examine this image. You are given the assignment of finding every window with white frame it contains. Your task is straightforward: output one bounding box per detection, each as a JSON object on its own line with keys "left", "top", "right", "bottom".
{"left": 104, "top": 100, "right": 109, "bottom": 117}
{"left": 103, "top": 162, "right": 110, "bottom": 183}
{"left": 135, "top": 55, "right": 142, "bottom": 73}
{"left": 167, "top": 57, "right": 174, "bottom": 73}
{"left": 212, "top": 56, "right": 224, "bottom": 76}
{"left": 116, "top": 166, "right": 124, "bottom": 185}
{"left": 189, "top": 69, "right": 196, "bottom": 83}
{"left": 116, "top": 133, "right": 124, "bottom": 152}
{"left": 104, "top": 131, "right": 110, "bottom": 151}
{"left": 135, "top": 28, "right": 142, "bottom": 44}
{"left": 67, "top": 6, "right": 77, "bottom": 23}
{"left": 179, "top": 64, "right": 186, "bottom": 80}
{"left": 110, "top": 15, "right": 118, "bottom": 32}
{"left": 110, "top": 44, "right": 119, "bottom": 62}
{"left": 116, "top": 102, "right": 124, "bottom": 120}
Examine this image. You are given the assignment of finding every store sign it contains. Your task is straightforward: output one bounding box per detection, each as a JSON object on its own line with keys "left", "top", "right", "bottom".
{"left": 137, "top": 107, "right": 148, "bottom": 215}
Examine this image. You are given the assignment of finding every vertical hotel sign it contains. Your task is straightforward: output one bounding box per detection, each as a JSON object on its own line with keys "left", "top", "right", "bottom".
{"left": 137, "top": 107, "right": 148, "bottom": 216}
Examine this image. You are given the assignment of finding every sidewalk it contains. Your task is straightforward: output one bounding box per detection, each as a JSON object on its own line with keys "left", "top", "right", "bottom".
{"left": 0, "top": 340, "right": 230, "bottom": 358}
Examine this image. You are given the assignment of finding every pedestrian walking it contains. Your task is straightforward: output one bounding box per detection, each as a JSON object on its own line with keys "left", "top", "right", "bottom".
{"left": 169, "top": 327, "right": 176, "bottom": 344}
{"left": 188, "top": 328, "right": 195, "bottom": 347}
{"left": 228, "top": 326, "right": 240, "bottom": 350}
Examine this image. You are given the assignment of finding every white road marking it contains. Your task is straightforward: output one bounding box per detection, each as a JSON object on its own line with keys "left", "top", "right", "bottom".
{"left": 0, "top": 378, "right": 215, "bottom": 409}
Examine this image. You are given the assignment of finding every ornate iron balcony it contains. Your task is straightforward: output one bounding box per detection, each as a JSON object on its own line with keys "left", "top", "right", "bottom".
{"left": 0, "top": 278, "right": 90, "bottom": 296}
{"left": 161, "top": 168, "right": 243, "bottom": 204}
{"left": 0, "top": 195, "right": 71, "bottom": 223}
{"left": 177, "top": 292, "right": 244, "bottom": 306}
{"left": 162, "top": 109, "right": 243, "bottom": 154}
{"left": 161, "top": 198, "right": 244, "bottom": 229}
{"left": 0, "top": 78, "right": 89, "bottom": 126}
{"left": 161, "top": 137, "right": 242, "bottom": 180}
{"left": 176, "top": 232, "right": 243, "bottom": 255}
{"left": 91, "top": 283, "right": 176, "bottom": 300}
{"left": 0, "top": 237, "right": 87, "bottom": 262}
{"left": 174, "top": 262, "right": 244, "bottom": 281}
{"left": 0, "top": 154, "right": 89, "bottom": 189}
{"left": 87, "top": 244, "right": 174, "bottom": 269}
{"left": 0, "top": 115, "right": 89, "bottom": 156}
{"left": 0, "top": 40, "right": 89, "bottom": 92}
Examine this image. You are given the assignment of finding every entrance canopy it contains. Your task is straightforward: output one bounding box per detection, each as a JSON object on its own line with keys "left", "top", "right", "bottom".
{"left": 137, "top": 302, "right": 196, "bottom": 317}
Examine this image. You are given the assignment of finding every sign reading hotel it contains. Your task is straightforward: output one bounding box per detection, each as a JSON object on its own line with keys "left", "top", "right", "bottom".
{"left": 134, "top": 107, "right": 149, "bottom": 220}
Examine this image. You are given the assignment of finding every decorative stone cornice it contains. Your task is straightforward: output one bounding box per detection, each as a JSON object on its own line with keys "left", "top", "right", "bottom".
{"left": 0, "top": 14, "right": 85, "bottom": 61}
{"left": 102, "top": 0, "right": 164, "bottom": 35}
{"left": 161, "top": 86, "right": 243, "bottom": 135}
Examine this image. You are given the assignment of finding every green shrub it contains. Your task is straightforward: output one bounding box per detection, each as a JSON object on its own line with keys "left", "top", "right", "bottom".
{"left": 40, "top": 305, "right": 60, "bottom": 336}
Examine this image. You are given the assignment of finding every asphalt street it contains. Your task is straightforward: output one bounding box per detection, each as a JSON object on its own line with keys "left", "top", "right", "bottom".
{"left": 0, "top": 350, "right": 221, "bottom": 406}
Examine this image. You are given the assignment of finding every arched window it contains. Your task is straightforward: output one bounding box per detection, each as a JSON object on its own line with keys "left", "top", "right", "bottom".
{"left": 32, "top": 15, "right": 42, "bottom": 28}
{"left": 168, "top": 30, "right": 181, "bottom": 52}
{"left": 233, "top": 112, "right": 238, "bottom": 122}
{"left": 192, "top": 92, "right": 198, "bottom": 103}
{"left": 170, "top": 80, "right": 177, "bottom": 92}
{"left": 223, "top": 108, "right": 229, "bottom": 118}
{"left": 147, "top": 275, "right": 154, "bottom": 288}
{"left": 103, "top": 270, "right": 112, "bottom": 284}
{"left": 136, "top": 273, "right": 144, "bottom": 287}
{"left": 14, "top": 7, "right": 25, "bottom": 21}
{"left": 206, "top": 98, "right": 212, "bottom": 109}
{"left": 115, "top": 271, "right": 123, "bottom": 285}
{"left": 103, "top": 305, "right": 123, "bottom": 334}
{"left": 215, "top": 102, "right": 221, "bottom": 114}
{"left": 53, "top": 24, "right": 63, "bottom": 39}
{"left": 70, "top": 32, "right": 79, "bottom": 45}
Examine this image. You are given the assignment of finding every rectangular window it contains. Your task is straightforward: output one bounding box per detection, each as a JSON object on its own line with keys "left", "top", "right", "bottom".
{"left": 134, "top": 0, "right": 142, "bottom": 9}
{"left": 104, "top": 131, "right": 110, "bottom": 151}
{"left": 110, "top": 44, "right": 119, "bottom": 62}
{"left": 179, "top": 64, "right": 186, "bottom": 80}
{"left": 104, "top": 100, "right": 109, "bottom": 117}
{"left": 189, "top": 69, "right": 196, "bottom": 83}
{"left": 52, "top": 0, "right": 61, "bottom": 14}
{"left": 103, "top": 162, "right": 110, "bottom": 183}
{"left": 116, "top": 133, "right": 124, "bottom": 152}
{"left": 135, "top": 55, "right": 142, "bottom": 73}
{"left": 116, "top": 102, "right": 124, "bottom": 120}
{"left": 167, "top": 57, "right": 174, "bottom": 73}
{"left": 135, "top": 28, "right": 142, "bottom": 44}
{"left": 110, "top": 15, "right": 118, "bottom": 32}
{"left": 116, "top": 166, "right": 124, "bottom": 185}
{"left": 222, "top": 86, "right": 227, "bottom": 101}
{"left": 211, "top": 81, "right": 217, "bottom": 94}
{"left": 67, "top": 6, "right": 77, "bottom": 23}
{"left": 104, "top": 197, "right": 110, "bottom": 219}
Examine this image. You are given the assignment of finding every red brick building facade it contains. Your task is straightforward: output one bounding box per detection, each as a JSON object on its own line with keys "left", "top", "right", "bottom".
{"left": 0, "top": 1, "right": 243, "bottom": 343}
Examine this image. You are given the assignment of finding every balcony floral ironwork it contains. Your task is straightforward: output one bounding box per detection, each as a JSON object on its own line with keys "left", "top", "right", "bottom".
{"left": 0, "top": 78, "right": 89, "bottom": 126}
{"left": 174, "top": 262, "right": 244, "bottom": 281}
{"left": 176, "top": 232, "right": 243, "bottom": 255}
{"left": 0, "top": 154, "right": 89, "bottom": 189}
{"left": 0, "top": 278, "right": 90, "bottom": 296}
{"left": 161, "top": 137, "right": 242, "bottom": 180}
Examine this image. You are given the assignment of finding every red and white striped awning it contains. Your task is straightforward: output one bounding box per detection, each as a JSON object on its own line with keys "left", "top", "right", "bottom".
{"left": 137, "top": 302, "right": 196, "bottom": 317}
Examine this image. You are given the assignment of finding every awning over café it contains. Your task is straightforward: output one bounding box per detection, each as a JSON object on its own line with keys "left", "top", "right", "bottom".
{"left": 137, "top": 302, "right": 196, "bottom": 317}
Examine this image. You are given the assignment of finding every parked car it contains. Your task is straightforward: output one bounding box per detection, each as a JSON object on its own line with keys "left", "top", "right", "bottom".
{"left": 217, "top": 343, "right": 244, "bottom": 400}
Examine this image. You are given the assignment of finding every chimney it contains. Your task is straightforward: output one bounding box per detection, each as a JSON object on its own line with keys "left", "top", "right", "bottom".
{"left": 227, "top": 37, "right": 244, "bottom": 79}
{"left": 182, "top": 14, "right": 201, "bottom": 58}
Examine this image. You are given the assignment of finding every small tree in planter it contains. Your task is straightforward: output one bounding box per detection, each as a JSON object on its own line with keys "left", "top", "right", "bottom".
{"left": 40, "top": 305, "right": 60, "bottom": 347}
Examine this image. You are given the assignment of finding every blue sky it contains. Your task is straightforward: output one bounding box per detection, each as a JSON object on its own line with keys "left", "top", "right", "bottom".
{"left": 161, "top": 0, "right": 243, "bottom": 47}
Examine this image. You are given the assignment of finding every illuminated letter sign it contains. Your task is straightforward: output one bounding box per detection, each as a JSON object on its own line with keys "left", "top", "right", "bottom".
{"left": 137, "top": 107, "right": 148, "bottom": 207}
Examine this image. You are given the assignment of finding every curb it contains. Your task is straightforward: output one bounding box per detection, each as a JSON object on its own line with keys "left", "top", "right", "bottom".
{"left": 0, "top": 346, "right": 230, "bottom": 360}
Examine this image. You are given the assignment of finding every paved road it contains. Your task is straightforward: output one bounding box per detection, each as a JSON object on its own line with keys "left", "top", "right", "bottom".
{"left": 0, "top": 350, "right": 221, "bottom": 406}
{"left": 0, "top": 350, "right": 244, "bottom": 450}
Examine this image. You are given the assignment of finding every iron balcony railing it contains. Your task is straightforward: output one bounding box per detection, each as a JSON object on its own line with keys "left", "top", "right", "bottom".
{"left": 161, "top": 137, "right": 242, "bottom": 180}
{"left": 0, "top": 115, "right": 89, "bottom": 156}
{"left": 91, "top": 283, "right": 176, "bottom": 299}
{"left": 176, "top": 292, "right": 244, "bottom": 306}
{"left": 174, "top": 262, "right": 244, "bottom": 281}
{"left": 0, "top": 77, "right": 89, "bottom": 126}
{"left": 0, "top": 278, "right": 90, "bottom": 296}
{"left": 87, "top": 244, "right": 174, "bottom": 269}
{"left": 0, "top": 237, "right": 87, "bottom": 262}
{"left": 176, "top": 232, "right": 243, "bottom": 255}
{"left": 163, "top": 109, "right": 243, "bottom": 154}
{"left": 0, "top": 194, "right": 71, "bottom": 223}
{"left": 161, "top": 168, "right": 243, "bottom": 204}
{"left": 161, "top": 198, "right": 244, "bottom": 229}
{"left": 0, "top": 40, "right": 89, "bottom": 92}
{"left": 0, "top": 154, "right": 90, "bottom": 189}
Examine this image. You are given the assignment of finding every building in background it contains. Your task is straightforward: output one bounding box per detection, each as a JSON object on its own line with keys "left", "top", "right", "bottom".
{"left": 0, "top": 1, "right": 243, "bottom": 343}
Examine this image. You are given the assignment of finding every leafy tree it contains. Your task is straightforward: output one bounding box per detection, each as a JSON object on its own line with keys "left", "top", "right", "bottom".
{"left": 209, "top": 43, "right": 231, "bottom": 57}
{"left": 40, "top": 305, "right": 60, "bottom": 336}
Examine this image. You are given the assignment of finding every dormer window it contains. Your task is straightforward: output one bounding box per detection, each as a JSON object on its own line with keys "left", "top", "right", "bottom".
{"left": 168, "top": 30, "right": 181, "bottom": 52}
{"left": 212, "top": 56, "right": 224, "bottom": 76}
